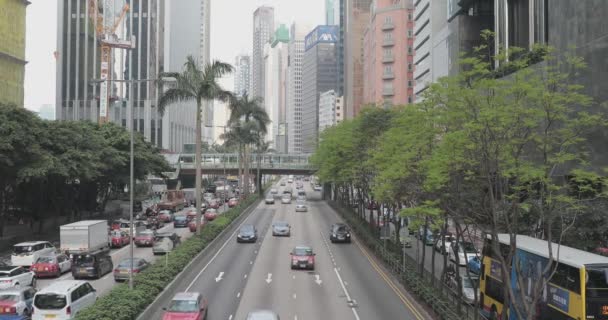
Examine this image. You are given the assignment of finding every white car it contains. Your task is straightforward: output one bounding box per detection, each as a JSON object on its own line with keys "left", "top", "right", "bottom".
{"left": 153, "top": 237, "right": 174, "bottom": 255}
{"left": 265, "top": 196, "right": 275, "bottom": 204}
{"left": 11, "top": 241, "right": 56, "bottom": 269}
{"left": 449, "top": 241, "right": 480, "bottom": 266}
{"left": 295, "top": 203, "right": 308, "bottom": 212}
{"left": 281, "top": 195, "right": 292, "bottom": 204}
{"left": 33, "top": 280, "right": 97, "bottom": 320}
{"left": 0, "top": 266, "right": 36, "bottom": 290}
{"left": 270, "top": 188, "right": 278, "bottom": 194}
{"left": 434, "top": 235, "right": 456, "bottom": 254}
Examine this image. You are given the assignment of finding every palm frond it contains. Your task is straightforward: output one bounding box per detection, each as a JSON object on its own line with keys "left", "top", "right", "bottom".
{"left": 158, "top": 88, "right": 195, "bottom": 115}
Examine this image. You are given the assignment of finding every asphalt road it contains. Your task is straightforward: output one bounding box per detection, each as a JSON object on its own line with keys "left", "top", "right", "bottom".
{"left": 35, "top": 205, "right": 228, "bottom": 296}
{"left": 145, "top": 181, "right": 432, "bottom": 320}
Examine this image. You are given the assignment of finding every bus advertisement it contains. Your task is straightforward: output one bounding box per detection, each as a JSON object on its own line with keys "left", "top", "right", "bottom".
{"left": 479, "top": 234, "right": 608, "bottom": 320}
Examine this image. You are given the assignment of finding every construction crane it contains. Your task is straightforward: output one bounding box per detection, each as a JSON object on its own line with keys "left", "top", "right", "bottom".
{"left": 88, "top": 0, "right": 135, "bottom": 124}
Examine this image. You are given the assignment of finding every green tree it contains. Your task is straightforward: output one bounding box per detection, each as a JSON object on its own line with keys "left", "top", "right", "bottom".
{"left": 159, "top": 56, "right": 233, "bottom": 234}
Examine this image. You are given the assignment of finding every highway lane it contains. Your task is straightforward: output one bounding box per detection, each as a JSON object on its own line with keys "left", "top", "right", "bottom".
{"left": 234, "top": 183, "right": 431, "bottom": 320}
{"left": 140, "top": 186, "right": 279, "bottom": 319}
{"left": 36, "top": 205, "right": 227, "bottom": 296}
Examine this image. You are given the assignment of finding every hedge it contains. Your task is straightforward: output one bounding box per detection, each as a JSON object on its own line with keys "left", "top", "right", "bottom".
{"left": 75, "top": 194, "right": 260, "bottom": 320}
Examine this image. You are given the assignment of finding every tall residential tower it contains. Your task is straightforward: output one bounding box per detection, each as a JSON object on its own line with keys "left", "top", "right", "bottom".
{"left": 234, "top": 55, "right": 251, "bottom": 97}
{"left": 251, "top": 6, "right": 275, "bottom": 99}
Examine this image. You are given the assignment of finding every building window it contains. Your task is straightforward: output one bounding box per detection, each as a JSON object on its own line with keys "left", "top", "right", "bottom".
{"left": 384, "top": 65, "right": 393, "bottom": 74}
{"left": 408, "top": 46, "right": 413, "bottom": 54}
{"left": 408, "top": 80, "right": 413, "bottom": 87}
{"left": 408, "top": 63, "right": 413, "bottom": 71}
{"left": 384, "top": 16, "right": 393, "bottom": 24}
{"left": 408, "top": 30, "right": 413, "bottom": 38}
{"left": 384, "top": 32, "right": 393, "bottom": 40}
{"left": 408, "top": 96, "right": 413, "bottom": 104}
{"left": 383, "top": 48, "right": 393, "bottom": 57}
{"left": 408, "top": 13, "right": 412, "bottom": 21}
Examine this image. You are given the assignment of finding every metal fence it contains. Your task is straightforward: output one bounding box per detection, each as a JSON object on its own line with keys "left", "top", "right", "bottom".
{"left": 329, "top": 200, "right": 487, "bottom": 320}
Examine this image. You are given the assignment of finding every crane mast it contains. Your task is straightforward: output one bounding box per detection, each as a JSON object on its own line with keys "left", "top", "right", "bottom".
{"left": 88, "top": 0, "right": 135, "bottom": 124}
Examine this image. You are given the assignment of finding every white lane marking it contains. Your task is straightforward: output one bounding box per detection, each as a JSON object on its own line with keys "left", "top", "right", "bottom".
{"left": 265, "top": 273, "right": 272, "bottom": 284}
{"left": 294, "top": 315, "right": 298, "bottom": 320}
{"left": 244, "top": 274, "right": 248, "bottom": 279}
{"left": 292, "top": 275, "right": 296, "bottom": 280}
{"left": 334, "top": 267, "right": 361, "bottom": 320}
{"left": 229, "top": 315, "right": 233, "bottom": 320}
{"left": 293, "top": 293, "right": 297, "bottom": 299}
{"left": 314, "top": 274, "right": 323, "bottom": 286}
{"left": 184, "top": 209, "right": 257, "bottom": 292}
{"left": 250, "top": 261, "right": 253, "bottom": 265}
{"left": 237, "top": 292, "right": 241, "bottom": 298}
{"left": 215, "top": 272, "right": 224, "bottom": 282}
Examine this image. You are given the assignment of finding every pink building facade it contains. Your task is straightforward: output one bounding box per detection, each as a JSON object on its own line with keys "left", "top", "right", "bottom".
{"left": 363, "top": 0, "right": 414, "bottom": 107}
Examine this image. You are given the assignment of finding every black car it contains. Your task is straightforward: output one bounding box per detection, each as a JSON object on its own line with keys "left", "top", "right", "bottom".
{"left": 236, "top": 224, "right": 258, "bottom": 243}
{"left": 71, "top": 249, "right": 114, "bottom": 279}
{"left": 173, "top": 215, "right": 189, "bottom": 228}
{"left": 329, "top": 223, "right": 351, "bottom": 243}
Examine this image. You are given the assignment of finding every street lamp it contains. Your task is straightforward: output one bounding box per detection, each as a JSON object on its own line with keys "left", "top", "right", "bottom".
{"left": 90, "top": 76, "right": 175, "bottom": 290}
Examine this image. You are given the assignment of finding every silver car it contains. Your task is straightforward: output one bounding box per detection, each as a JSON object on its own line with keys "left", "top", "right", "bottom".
{"left": 281, "top": 195, "right": 292, "bottom": 204}
{"left": 152, "top": 237, "right": 174, "bottom": 255}
{"left": 272, "top": 221, "right": 291, "bottom": 237}
{"left": 265, "top": 195, "right": 275, "bottom": 204}
{"left": 295, "top": 203, "right": 307, "bottom": 212}
{"left": 246, "top": 310, "right": 280, "bottom": 320}
{"left": 113, "top": 258, "right": 150, "bottom": 282}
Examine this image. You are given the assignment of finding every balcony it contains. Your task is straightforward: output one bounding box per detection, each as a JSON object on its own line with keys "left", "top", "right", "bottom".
{"left": 382, "top": 22, "right": 395, "bottom": 31}
{"left": 382, "top": 39, "right": 395, "bottom": 47}
{"left": 382, "top": 55, "right": 394, "bottom": 63}
{"left": 382, "top": 88, "right": 394, "bottom": 96}
{"left": 382, "top": 72, "right": 395, "bottom": 80}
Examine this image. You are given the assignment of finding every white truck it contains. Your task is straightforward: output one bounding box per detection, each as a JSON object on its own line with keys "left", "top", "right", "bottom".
{"left": 60, "top": 220, "right": 109, "bottom": 254}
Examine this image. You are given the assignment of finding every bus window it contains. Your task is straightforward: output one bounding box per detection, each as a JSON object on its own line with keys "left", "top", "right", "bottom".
{"left": 485, "top": 276, "right": 505, "bottom": 304}
{"left": 586, "top": 267, "right": 608, "bottom": 298}
{"left": 551, "top": 262, "right": 581, "bottom": 294}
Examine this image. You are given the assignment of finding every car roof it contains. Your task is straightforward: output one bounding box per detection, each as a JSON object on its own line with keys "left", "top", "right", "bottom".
{"left": 247, "top": 310, "right": 279, "bottom": 320}
{"left": 37, "top": 280, "right": 86, "bottom": 294}
{"left": 172, "top": 292, "right": 200, "bottom": 301}
{"left": 294, "top": 245, "right": 312, "bottom": 251}
{"left": 14, "top": 241, "right": 49, "bottom": 246}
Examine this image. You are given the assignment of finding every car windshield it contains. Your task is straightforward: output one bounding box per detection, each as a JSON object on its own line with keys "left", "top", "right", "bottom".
{"left": 73, "top": 255, "right": 95, "bottom": 266}
{"left": 462, "top": 277, "right": 478, "bottom": 288}
{"left": 13, "top": 245, "right": 34, "bottom": 254}
{"left": 167, "top": 299, "right": 199, "bottom": 312}
{"left": 175, "top": 216, "right": 187, "bottom": 221}
{"left": 34, "top": 293, "right": 67, "bottom": 310}
{"left": 110, "top": 230, "right": 123, "bottom": 237}
{"left": 0, "top": 272, "right": 10, "bottom": 278}
{"left": 460, "top": 242, "right": 477, "bottom": 253}
{"left": 333, "top": 225, "right": 347, "bottom": 233}
{"left": 293, "top": 247, "right": 313, "bottom": 256}
{"left": 0, "top": 294, "right": 19, "bottom": 302}
{"left": 37, "top": 256, "right": 56, "bottom": 263}
{"left": 274, "top": 222, "right": 288, "bottom": 228}
{"left": 240, "top": 226, "right": 254, "bottom": 233}
{"left": 138, "top": 231, "right": 154, "bottom": 237}
{"left": 119, "top": 259, "right": 141, "bottom": 268}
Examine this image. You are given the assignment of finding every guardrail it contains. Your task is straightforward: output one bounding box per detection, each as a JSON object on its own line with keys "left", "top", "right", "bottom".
{"left": 329, "top": 200, "right": 485, "bottom": 320}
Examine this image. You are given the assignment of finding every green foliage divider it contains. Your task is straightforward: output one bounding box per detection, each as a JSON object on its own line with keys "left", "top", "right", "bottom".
{"left": 75, "top": 195, "right": 260, "bottom": 320}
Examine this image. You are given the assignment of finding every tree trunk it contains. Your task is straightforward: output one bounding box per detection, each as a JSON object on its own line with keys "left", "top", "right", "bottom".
{"left": 194, "top": 101, "right": 203, "bottom": 235}
{"left": 420, "top": 216, "right": 429, "bottom": 277}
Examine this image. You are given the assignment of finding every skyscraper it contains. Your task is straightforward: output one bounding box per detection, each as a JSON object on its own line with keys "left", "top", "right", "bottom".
{"left": 343, "top": 0, "right": 373, "bottom": 118}
{"left": 264, "top": 25, "right": 290, "bottom": 152}
{"left": 251, "top": 6, "right": 275, "bottom": 99}
{"left": 234, "top": 55, "right": 251, "bottom": 97}
{"left": 0, "top": 0, "right": 28, "bottom": 107}
{"left": 301, "top": 25, "right": 339, "bottom": 153}
{"left": 326, "top": 0, "right": 340, "bottom": 25}
{"left": 287, "top": 23, "right": 307, "bottom": 154}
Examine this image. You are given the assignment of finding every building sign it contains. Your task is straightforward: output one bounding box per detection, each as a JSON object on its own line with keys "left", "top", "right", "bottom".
{"left": 547, "top": 284, "right": 570, "bottom": 313}
{"left": 99, "top": 81, "right": 108, "bottom": 118}
{"left": 305, "top": 25, "right": 338, "bottom": 51}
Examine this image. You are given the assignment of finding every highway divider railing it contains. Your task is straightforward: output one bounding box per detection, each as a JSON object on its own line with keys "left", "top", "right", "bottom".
{"left": 329, "top": 200, "right": 466, "bottom": 320}
{"left": 75, "top": 194, "right": 261, "bottom": 320}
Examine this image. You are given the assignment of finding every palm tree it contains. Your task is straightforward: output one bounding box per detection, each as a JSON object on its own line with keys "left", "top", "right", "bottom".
{"left": 253, "top": 137, "right": 275, "bottom": 195}
{"left": 158, "top": 56, "right": 233, "bottom": 234}
{"left": 226, "top": 94, "right": 270, "bottom": 195}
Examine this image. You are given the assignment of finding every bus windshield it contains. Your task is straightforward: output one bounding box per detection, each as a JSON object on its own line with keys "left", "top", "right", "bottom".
{"left": 587, "top": 267, "right": 608, "bottom": 291}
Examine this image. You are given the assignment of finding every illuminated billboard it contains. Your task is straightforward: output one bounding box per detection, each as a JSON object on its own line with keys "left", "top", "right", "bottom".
{"left": 305, "top": 25, "right": 339, "bottom": 51}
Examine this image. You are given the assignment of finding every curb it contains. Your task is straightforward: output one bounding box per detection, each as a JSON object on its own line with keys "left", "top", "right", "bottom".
{"left": 136, "top": 196, "right": 262, "bottom": 319}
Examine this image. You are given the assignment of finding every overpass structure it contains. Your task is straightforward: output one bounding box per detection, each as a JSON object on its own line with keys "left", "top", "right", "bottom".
{"left": 163, "top": 153, "right": 318, "bottom": 183}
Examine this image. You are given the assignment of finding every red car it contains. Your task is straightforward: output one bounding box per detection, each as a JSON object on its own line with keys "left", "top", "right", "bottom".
{"left": 203, "top": 209, "right": 218, "bottom": 221}
{"left": 208, "top": 199, "right": 220, "bottom": 209}
{"left": 158, "top": 210, "right": 174, "bottom": 222}
{"left": 188, "top": 218, "right": 206, "bottom": 233}
{"left": 134, "top": 230, "right": 157, "bottom": 247}
{"left": 31, "top": 253, "right": 72, "bottom": 278}
{"left": 227, "top": 198, "right": 238, "bottom": 208}
{"left": 110, "top": 230, "right": 130, "bottom": 248}
{"left": 290, "top": 246, "right": 316, "bottom": 270}
{"left": 163, "top": 292, "right": 208, "bottom": 320}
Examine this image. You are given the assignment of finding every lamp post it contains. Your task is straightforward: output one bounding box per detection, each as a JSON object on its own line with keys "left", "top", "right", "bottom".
{"left": 90, "top": 76, "right": 175, "bottom": 290}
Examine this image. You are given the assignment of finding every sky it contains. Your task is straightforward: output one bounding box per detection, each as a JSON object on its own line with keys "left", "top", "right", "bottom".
{"left": 23, "top": 0, "right": 325, "bottom": 112}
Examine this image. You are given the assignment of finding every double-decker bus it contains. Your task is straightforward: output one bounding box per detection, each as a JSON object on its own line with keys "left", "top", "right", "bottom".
{"left": 479, "top": 234, "right": 608, "bottom": 320}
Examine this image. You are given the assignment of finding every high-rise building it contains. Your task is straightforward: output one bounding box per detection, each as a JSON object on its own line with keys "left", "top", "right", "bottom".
{"left": 302, "top": 25, "right": 339, "bottom": 153}
{"left": 251, "top": 6, "right": 275, "bottom": 99}
{"left": 287, "top": 23, "right": 307, "bottom": 154}
{"left": 0, "top": 0, "right": 28, "bottom": 107}
{"left": 363, "top": 0, "right": 414, "bottom": 107}
{"left": 264, "top": 25, "right": 290, "bottom": 153}
{"left": 56, "top": 0, "right": 210, "bottom": 152}
{"left": 326, "top": 0, "right": 340, "bottom": 25}
{"left": 343, "top": 0, "right": 373, "bottom": 119}
{"left": 234, "top": 55, "right": 251, "bottom": 97}
{"left": 318, "top": 90, "right": 338, "bottom": 133}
